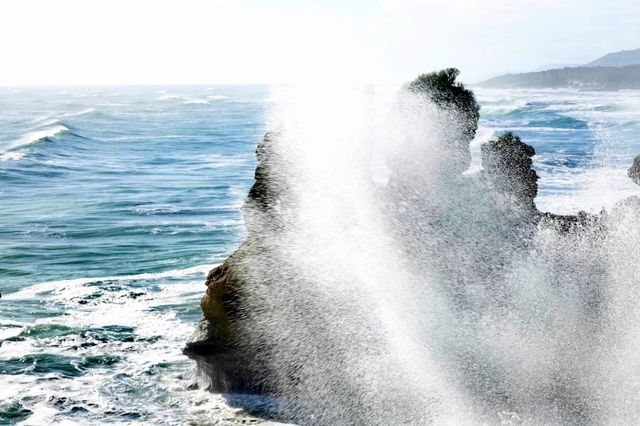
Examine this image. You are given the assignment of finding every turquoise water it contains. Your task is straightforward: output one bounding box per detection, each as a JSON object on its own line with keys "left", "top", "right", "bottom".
{"left": 474, "top": 88, "right": 640, "bottom": 213}
{"left": 1, "top": 85, "right": 640, "bottom": 424}
{"left": 0, "top": 86, "right": 268, "bottom": 424}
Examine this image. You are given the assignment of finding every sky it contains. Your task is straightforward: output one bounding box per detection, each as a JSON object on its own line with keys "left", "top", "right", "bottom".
{"left": 0, "top": 0, "right": 639, "bottom": 85}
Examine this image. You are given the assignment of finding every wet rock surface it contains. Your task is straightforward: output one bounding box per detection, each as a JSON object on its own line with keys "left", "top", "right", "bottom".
{"left": 185, "top": 70, "right": 640, "bottom": 424}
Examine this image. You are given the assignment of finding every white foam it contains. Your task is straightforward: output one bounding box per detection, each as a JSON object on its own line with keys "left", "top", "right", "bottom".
{"left": 182, "top": 98, "right": 209, "bottom": 105}
{"left": 4, "top": 264, "right": 212, "bottom": 301}
{"left": 207, "top": 95, "right": 230, "bottom": 100}
{"left": 0, "top": 151, "right": 26, "bottom": 161}
{"left": 0, "top": 260, "right": 260, "bottom": 425}
{"left": 157, "top": 94, "right": 184, "bottom": 101}
{"left": 133, "top": 204, "right": 182, "bottom": 215}
{"left": 0, "top": 322, "right": 25, "bottom": 340}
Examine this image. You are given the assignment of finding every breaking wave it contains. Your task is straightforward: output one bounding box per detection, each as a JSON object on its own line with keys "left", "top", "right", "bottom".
{"left": 0, "top": 124, "right": 69, "bottom": 158}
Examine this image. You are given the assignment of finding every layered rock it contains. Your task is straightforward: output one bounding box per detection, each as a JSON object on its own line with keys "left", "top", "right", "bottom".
{"left": 184, "top": 71, "right": 546, "bottom": 397}
{"left": 184, "top": 70, "right": 640, "bottom": 423}
{"left": 184, "top": 131, "right": 290, "bottom": 394}
{"left": 480, "top": 131, "right": 539, "bottom": 211}
{"left": 628, "top": 153, "right": 640, "bottom": 185}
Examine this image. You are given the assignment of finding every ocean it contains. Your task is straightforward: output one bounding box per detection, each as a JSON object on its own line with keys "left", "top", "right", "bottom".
{"left": 1, "top": 85, "right": 639, "bottom": 424}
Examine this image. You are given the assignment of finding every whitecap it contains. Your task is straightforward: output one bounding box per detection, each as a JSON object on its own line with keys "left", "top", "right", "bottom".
{"left": 0, "top": 151, "right": 26, "bottom": 161}
{"left": 157, "top": 94, "right": 184, "bottom": 101}
{"left": 62, "top": 108, "right": 96, "bottom": 118}
{"left": 182, "top": 98, "right": 209, "bottom": 105}
{"left": 0, "top": 321, "right": 25, "bottom": 340}
{"left": 35, "top": 118, "right": 63, "bottom": 127}
{"left": 4, "top": 264, "right": 212, "bottom": 301}
{"left": 0, "top": 124, "right": 69, "bottom": 155}
{"left": 133, "top": 204, "right": 182, "bottom": 215}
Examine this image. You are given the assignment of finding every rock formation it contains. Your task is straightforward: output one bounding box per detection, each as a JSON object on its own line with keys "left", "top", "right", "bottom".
{"left": 628, "top": 153, "right": 640, "bottom": 186}
{"left": 404, "top": 67, "right": 480, "bottom": 176}
{"left": 480, "top": 131, "right": 538, "bottom": 210}
{"left": 184, "top": 131, "right": 289, "bottom": 394}
{"left": 184, "top": 69, "right": 640, "bottom": 423}
{"left": 185, "top": 69, "right": 554, "bottom": 390}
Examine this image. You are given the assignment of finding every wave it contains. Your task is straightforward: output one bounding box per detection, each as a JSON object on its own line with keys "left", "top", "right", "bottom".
{"left": 30, "top": 109, "right": 95, "bottom": 126}
{"left": 33, "top": 117, "right": 64, "bottom": 127}
{"left": 620, "top": 120, "right": 640, "bottom": 128}
{"left": 158, "top": 94, "right": 238, "bottom": 104}
{"left": 182, "top": 98, "right": 209, "bottom": 105}
{"left": 0, "top": 124, "right": 69, "bottom": 157}
{"left": 0, "top": 262, "right": 239, "bottom": 425}
{"left": 0, "top": 152, "right": 26, "bottom": 161}
{"left": 528, "top": 116, "right": 588, "bottom": 129}
{"left": 157, "top": 94, "right": 184, "bottom": 101}
{"left": 481, "top": 106, "right": 524, "bottom": 116}
{"left": 593, "top": 104, "right": 620, "bottom": 112}
{"left": 504, "top": 106, "right": 537, "bottom": 118}
{"left": 4, "top": 264, "right": 212, "bottom": 300}
{"left": 158, "top": 94, "right": 211, "bottom": 104}
{"left": 62, "top": 107, "right": 96, "bottom": 117}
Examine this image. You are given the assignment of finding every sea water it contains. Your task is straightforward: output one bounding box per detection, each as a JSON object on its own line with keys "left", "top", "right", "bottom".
{"left": 0, "top": 86, "right": 268, "bottom": 424}
{"left": 1, "top": 85, "right": 639, "bottom": 424}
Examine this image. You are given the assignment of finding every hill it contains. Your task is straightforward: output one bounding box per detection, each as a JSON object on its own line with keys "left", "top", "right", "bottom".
{"left": 585, "top": 48, "right": 640, "bottom": 67}
{"left": 477, "top": 65, "right": 640, "bottom": 90}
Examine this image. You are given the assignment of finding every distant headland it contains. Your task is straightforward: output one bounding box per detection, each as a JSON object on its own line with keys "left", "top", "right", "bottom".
{"left": 478, "top": 48, "right": 640, "bottom": 90}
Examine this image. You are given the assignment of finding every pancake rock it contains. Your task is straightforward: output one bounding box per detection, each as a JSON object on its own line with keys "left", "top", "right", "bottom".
{"left": 184, "top": 69, "right": 640, "bottom": 424}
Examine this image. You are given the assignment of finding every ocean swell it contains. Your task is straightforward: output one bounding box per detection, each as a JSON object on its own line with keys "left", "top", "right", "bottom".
{"left": 0, "top": 123, "right": 70, "bottom": 159}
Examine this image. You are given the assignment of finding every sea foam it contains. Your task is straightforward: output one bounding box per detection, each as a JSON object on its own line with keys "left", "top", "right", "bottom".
{"left": 4, "top": 264, "right": 211, "bottom": 301}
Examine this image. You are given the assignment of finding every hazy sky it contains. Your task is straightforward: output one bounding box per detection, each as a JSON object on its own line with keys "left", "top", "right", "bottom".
{"left": 1, "top": 0, "right": 639, "bottom": 85}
